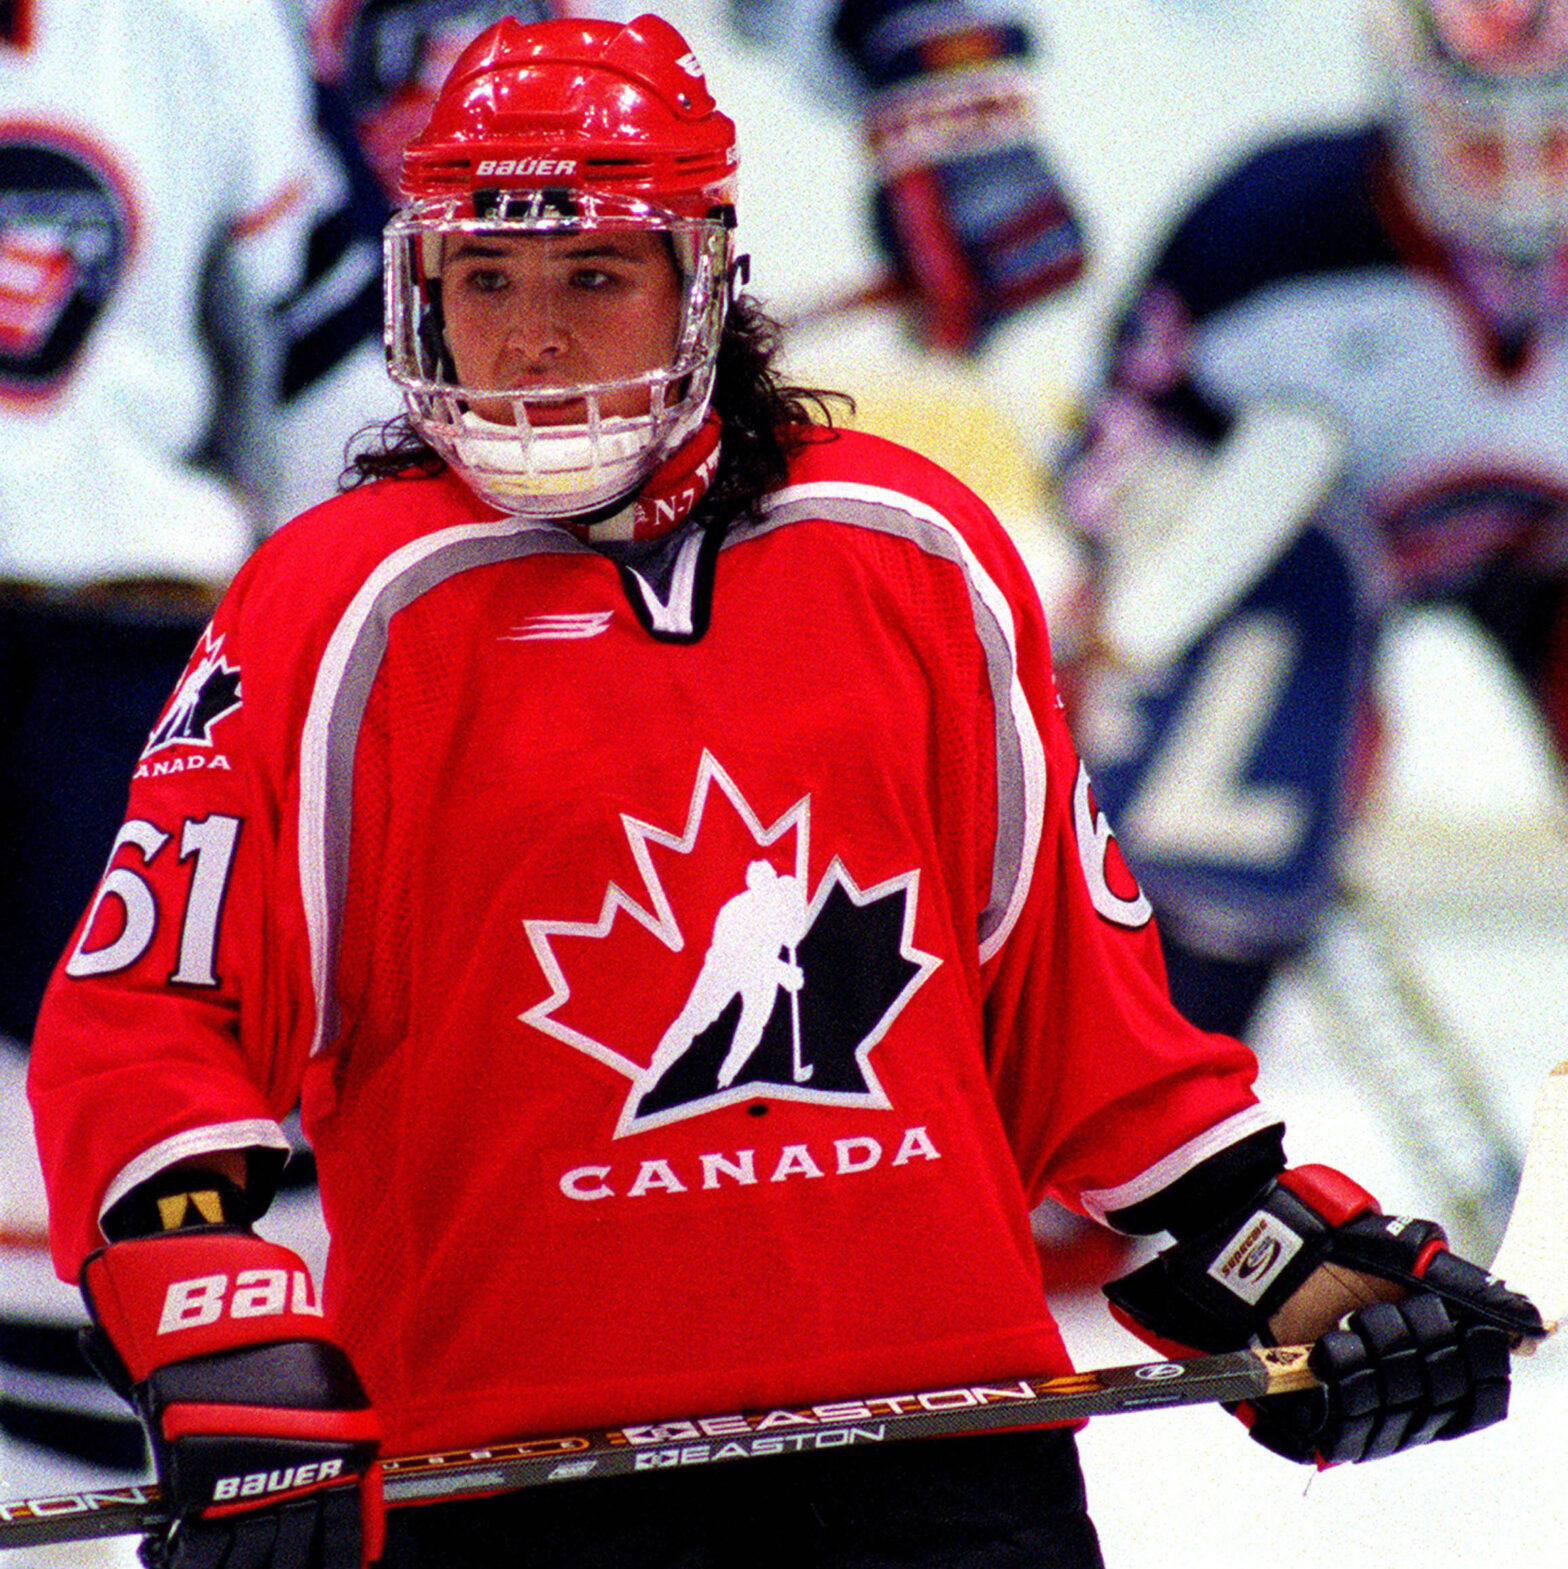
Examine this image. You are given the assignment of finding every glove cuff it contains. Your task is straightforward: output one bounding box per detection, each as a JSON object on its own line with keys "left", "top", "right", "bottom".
{"left": 866, "top": 63, "right": 1035, "bottom": 182}
{"left": 1104, "top": 1166, "right": 1380, "bottom": 1354}
{"left": 840, "top": 5, "right": 1035, "bottom": 91}
{"left": 101, "top": 1154, "right": 286, "bottom": 1241}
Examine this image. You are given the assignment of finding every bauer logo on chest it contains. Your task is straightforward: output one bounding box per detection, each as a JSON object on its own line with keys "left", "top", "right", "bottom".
{"left": 521, "top": 750, "right": 941, "bottom": 1137}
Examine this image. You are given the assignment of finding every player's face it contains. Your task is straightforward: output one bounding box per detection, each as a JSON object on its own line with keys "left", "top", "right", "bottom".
{"left": 440, "top": 229, "right": 683, "bottom": 424}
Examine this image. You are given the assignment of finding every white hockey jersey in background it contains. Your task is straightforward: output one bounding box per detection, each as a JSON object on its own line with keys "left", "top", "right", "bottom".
{"left": 0, "top": 0, "right": 357, "bottom": 1499}
{"left": 1, "top": 0, "right": 347, "bottom": 585}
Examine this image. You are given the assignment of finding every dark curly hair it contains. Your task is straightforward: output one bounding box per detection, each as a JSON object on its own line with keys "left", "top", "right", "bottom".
{"left": 340, "top": 294, "right": 852, "bottom": 529}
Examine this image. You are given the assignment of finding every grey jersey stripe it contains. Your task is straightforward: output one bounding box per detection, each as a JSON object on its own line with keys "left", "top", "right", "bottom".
{"left": 300, "top": 521, "right": 591, "bottom": 1055}
{"left": 742, "top": 485, "right": 1044, "bottom": 958}
{"left": 299, "top": 490, "right": 1043, "bottom": 1054}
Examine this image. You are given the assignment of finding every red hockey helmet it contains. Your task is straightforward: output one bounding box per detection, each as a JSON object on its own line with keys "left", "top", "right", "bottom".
{"left": 385, "top": 14, "right": 740, "bottom": 520}
{"left": 1376, "top": 0, "right": 1568, "bottom": 257}
{"left": 399, "top": 13, "right": 738, "bottom": 215}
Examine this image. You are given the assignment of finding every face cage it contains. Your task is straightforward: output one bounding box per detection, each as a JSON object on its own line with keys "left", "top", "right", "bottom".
{"left": 385, "top": 197, "right": 734, "bottom": 520}
{"left": 1389, "top": 59, "right": 1568, "bottom": 258}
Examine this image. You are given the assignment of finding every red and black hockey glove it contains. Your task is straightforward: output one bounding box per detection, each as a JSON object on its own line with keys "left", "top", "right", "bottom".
{"left": 1104, "top": 1165, "right": 1545, "bottom": 1465}
{"left": 81, "top": 1227, "right": 383, "bottom": 1569}
{"left": 843, "top": 4, "right": 1085, "bottom": 352}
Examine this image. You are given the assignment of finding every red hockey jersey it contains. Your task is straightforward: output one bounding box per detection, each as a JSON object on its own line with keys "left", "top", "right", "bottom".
{"left": 29, "top": 425, "right": 1272, "bottom": 1455}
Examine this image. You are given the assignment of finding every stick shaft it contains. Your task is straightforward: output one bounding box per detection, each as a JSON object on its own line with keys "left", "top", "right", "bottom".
{"left": 1307, "top": 901, "right": 1522, "bottom": 1258}
{"left": 13, "top": 1054, "right": 1559, "bottom": 1553}
{"left": 776, "top": 275, "right": 904, "bottom": 333}
{"left": 0, "top": 1344, "right": 1314, "bottom": 1549}
{"left": 1489, "top": 1059, "right": 1568, "bottom": 1329}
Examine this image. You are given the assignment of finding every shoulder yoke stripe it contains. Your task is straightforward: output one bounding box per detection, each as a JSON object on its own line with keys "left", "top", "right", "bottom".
{"left": 747, "top": 481, "right": 1045, "bottom": 962}
{"left": 299, "top": 520, "right": 587, "bottom": 1056}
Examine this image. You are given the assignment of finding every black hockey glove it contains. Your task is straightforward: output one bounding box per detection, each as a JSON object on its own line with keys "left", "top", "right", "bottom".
{"left": 1104, "top": 1164, "right": 1545, "bottom": 1465}
{"left": 841, "top": 3, "right": 1085, "bottom": 352}
{"left": 81, "top": 1225, "right": 382, "bottom": 1569}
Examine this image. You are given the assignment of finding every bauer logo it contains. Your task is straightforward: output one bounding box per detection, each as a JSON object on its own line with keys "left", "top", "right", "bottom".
{"left": 475, "top": 158, "right": 578, "bottom": 178}
{"left": 212, "top": 1459, "right": 342, "bottom": 1503}
{"left": 157, "top": 1269, "right": 324, "bottom": 1334}
{"left": 1207, "top": 1212, "right": 1303, "bottom": 1305}
{"left": 521, "top": 750, "right": 940, "bottom": 1138}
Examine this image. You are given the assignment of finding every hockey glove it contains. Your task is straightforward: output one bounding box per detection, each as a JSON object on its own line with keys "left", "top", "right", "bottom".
{"left": 81, "top": 1227, "right": 383, "bottom": 1569}
{"left": 845, "top": 6, "right": 1084, "bottom": 352}
{"left": 1104, "top": 1165, "right": 1545, "bottom": 1465}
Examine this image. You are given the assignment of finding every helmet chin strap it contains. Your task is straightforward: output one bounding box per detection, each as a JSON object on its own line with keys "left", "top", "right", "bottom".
{"left": 572, "top": 412, "right": 723, "bottom": 544}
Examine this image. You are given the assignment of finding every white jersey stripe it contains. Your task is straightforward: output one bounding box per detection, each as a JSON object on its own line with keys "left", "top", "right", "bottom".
{"left": 1078, "top": 1104, "right": 1285, "bottom": 1226}
{"left": 298, "top": 518, "right": 582, "bottom": 1056}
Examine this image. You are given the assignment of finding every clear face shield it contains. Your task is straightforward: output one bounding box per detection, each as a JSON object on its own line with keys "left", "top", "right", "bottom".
{"left": 385, "top": 190, "right": 734, "bottom": 520}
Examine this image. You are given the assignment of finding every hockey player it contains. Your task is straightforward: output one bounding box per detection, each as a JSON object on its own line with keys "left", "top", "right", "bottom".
{"left": 2, "top": 0, "right": 1078, "bottom": 1493}
{"left": 1056, "top": 0, "right": 1568, "bottom": 1039}
{"left": 0, "top": 0, "right": 372, "bottom": 1477}
{"left": 27, "top": 13, "right": 1543, "bottom": 1569}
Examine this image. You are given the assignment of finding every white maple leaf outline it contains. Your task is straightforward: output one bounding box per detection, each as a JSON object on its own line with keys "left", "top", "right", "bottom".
{"left": 520, "top": 749, "right": 941, "bottom": 1137}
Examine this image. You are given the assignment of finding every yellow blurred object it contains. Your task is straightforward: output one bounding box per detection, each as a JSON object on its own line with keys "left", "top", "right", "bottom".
{"left": 835, "top": 369, "right": 1082, "bottom": 616}
{"left": 844, "top": 371, "right": 1040, "bottom": 521}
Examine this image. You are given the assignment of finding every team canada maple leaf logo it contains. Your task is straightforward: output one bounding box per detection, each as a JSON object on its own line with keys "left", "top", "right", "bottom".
{"left": 142, "top": 634, "right": 242, "bottom": 756}
{"left": 522, "top": 751, "right": 941, "bottom": 1135}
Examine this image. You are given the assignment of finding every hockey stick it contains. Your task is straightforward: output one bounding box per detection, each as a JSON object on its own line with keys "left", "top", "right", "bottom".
{"left": 787, "top": 945, "right": 811, "bottom": 1084}
{"left": 1484, "top": 1058, "right": 1568, "bottom": 1346}
{"left": 1305, "top": 890, "right": 1525, "bottom": 1260}
{"left": 775, "top": 274, "right": 904, "bottom": 334}
{"left": 4, "top": 1061, "right": 1562, "bottom": 1553}
{"left": 0, "top": 1345, "right": 1322, "bottom": 1549}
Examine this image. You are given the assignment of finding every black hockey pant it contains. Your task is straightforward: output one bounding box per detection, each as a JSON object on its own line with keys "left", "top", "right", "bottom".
{"left": 376, "top": 1427, "right": 1104, "bottom": 1568}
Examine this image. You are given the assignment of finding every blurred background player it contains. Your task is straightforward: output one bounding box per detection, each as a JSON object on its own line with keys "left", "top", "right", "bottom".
{"left": 0, "top": 0, "right": 378, "bottom": 1491}
{"left": 1056, "top": 0, "right": 1568, "bottom": 1051}
{"left": 24, "top": 16, "right": 1541, "bottom": 1568}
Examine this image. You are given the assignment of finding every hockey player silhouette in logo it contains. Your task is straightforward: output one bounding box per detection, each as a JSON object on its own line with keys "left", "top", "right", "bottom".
{"left": 143, "top": 641, "right": 242, "bottom": 755}
{"left": 645, "top": 860, "right": 808, "bottom": 1096}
